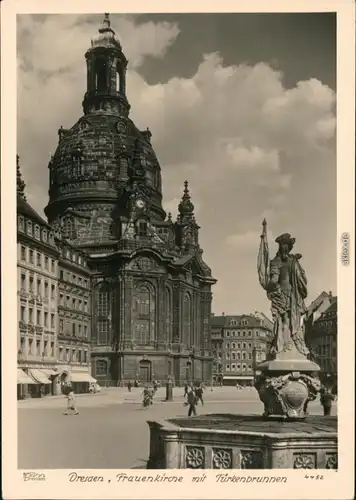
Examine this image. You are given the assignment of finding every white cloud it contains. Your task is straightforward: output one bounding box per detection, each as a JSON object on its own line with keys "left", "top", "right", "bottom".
{"left": 17, "top": 14, "right": 336, "bottom": 316}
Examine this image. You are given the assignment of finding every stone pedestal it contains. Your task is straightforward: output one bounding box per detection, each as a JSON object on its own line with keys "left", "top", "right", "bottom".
{"left": 146, "top": 414, "right": 337, "bottom": 469}
{"left": 254, "top": 352, "right": 321, "bottom": 420}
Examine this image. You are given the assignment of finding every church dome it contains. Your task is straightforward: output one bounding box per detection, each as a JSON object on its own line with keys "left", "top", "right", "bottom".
{"left": 45, "top": 114, "right": 165, "bottom": 223}
{"left": 44, "top": 14, "right": 166, "bottom": 234}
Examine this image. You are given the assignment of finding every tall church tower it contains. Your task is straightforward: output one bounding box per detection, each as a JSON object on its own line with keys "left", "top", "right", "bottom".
{"left": 43, "top": 14, "right": 216, "bottom": 386}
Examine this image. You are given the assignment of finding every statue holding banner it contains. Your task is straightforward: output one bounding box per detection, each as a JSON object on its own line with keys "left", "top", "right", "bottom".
{"left": 258, "top": 220, "right": 310, "bottom": 359}
{"left": 255, "top": 220, "right": 320, "bottom": 419}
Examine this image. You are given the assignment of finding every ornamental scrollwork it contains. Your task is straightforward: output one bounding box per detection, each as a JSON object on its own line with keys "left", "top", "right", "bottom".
{"left": 185, "top": 446, "right": 204, "bottom": 469}
{"left": 212, "top": 449, "right": 232, "bottom": 469}
{"left": 240, "top": 451, "right": 263, "bottom": 469}
{"left": 293, "top": 454, "right": 316, "bottom": 469}
{"left": 325, "top": 454, "right": 337, "bottom": 469}
{"left": 254, "top": 372, "right": 321, "bottom": 419}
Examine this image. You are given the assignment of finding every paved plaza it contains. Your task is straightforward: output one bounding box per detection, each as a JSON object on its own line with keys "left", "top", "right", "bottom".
{"left": 18, "top": 387, "right": 337, "bottom": 469}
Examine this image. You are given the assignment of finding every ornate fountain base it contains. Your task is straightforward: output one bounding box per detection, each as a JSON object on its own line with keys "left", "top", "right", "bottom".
{"left": 254, "top": 357, "right": 321, "bottom": 420}
{"left": 146, "top": 414, "right": 337, "bottom": 469}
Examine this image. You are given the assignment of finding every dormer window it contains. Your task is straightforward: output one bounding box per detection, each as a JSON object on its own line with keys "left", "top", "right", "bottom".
{"left": 34, "top": 225, "right": 40, "bottom": 239}
{"left": 42, "top": 229, "right": 48, "bottom": 242}
{"left": 27, "top": 221, "right": 33, "bottom": 235}
{"left": 18, "top": 216, "right": 25, "bottom": 231}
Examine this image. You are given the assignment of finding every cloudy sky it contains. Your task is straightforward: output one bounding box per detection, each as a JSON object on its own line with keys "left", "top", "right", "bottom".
{"left": 17, "top": 13, "right": 336, "bottom": 316}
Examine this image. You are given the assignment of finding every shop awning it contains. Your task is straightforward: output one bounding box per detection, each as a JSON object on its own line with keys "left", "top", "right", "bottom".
{"left": 28, "top": 369, "right": 51, "bottom": 385}
{"left": 70, "top": 372, "right": 97, "bottom": 383}
{"left": 17, "top": 368, "right": 35, "bottom": 384}
{"left": 223, "top": 375, "right": 254, "bottom": 380}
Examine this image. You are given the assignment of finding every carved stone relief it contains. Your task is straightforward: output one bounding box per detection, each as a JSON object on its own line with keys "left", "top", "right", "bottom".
{"left": 240, "top": 450, "right": 263, "bottom": 469}
{"left": 212, "top": 448, "right": 232, "bottom": 469}
{"left": 185, "top": 446, "right": 205, "bottom": 469}
{"left": 293, "top": 453, "right": 316, "bottom": 469}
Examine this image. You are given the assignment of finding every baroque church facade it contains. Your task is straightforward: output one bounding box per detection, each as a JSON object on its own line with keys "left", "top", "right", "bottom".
{"left": 43, "top": 14, "right": 216, "bottom": 385}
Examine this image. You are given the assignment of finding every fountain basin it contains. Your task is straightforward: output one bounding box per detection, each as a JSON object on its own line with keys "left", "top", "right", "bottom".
{"left": 146, "top": 414, "right": 337, "bottom": 469}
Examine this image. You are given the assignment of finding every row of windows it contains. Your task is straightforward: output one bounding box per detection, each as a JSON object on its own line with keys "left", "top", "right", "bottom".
{"left": 225, "top": 330, "right": 266, "bottom": 338}
{"left": 60, "top": 247, "right": 87, "bottom": 267}
{"left": 228, "top": 320, "right": 249, "bottom": 326}
{"left": 225, "top": 363, "right": 253, "bottom": 371}
{"left": 58, "top": 347, "right": 88, "bottom": 364}
{"left": 59, "top": 319, "right": 89, "bottom": 337}
{"left": 20, "top": 246, "right": 56, "bottom": 273}
{"left": 20, "top": 306, "right": 55, "bottom": 328}
{"left": 20, "top": 273, "right": 56, "bottom": 299}
{"left": 315, "top": 320, "right": 335, "bottom": 331}
{"left": 20, "top": 337, "right": 55, "bottom": 357}
{"left": 59, "top": 270, "right": 89, "bottom": 288}
{"left": 226, "top": 352, "right": 252, "bottom": 360}
{"left": 314, "top": 344, "right": 336, "bottom": 357}
{"left": 59, "top": 293, "right": 89, "bottom": 312}
{"left": 226, "top": 342, "right": 253, "bottom": 349}
{"left": 18, "top": 217, "right": 55, "bottom": 245}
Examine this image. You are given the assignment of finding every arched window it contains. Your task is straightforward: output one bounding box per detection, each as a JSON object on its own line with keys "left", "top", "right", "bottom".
{"left": 136, "top": 220, "right": 148, "bottom": 237}
{"left": 95, "top": 359, "right": 108, "bottom": 376}
{"left": 146, "top": 169, "right": 155, "bottom": 188}
{"left": 94, "top": 284, "right": 111, "bottom": 345}
{"left": 133, "top": 283, "right": 155, "bottom": 345}
{"left": 95, "top": 59, "right": 107, "bottom": 92}
{"left": 165, "top": 287, "right": 172, "bottom": 342}
{"left": 63, "top": 218, "right": 75, "bottom": 240}
{"left": 116, "top": 67, "right": 120, "bottom": 92}
{"left": 183, "top": 293, "right": 192, "bottom": 347}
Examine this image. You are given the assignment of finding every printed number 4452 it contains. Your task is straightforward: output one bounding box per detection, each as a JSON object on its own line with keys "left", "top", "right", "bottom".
{"left": 305, "top": 474, "right": 324, "bottom": 480}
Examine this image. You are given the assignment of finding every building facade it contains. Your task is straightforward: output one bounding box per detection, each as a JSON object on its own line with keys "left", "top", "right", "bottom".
{"left": 17, "top": 156, "right": 94, "bottom": 398}
{"left": 304, "top": 296, "right": 337, "bottom": 388}
{"left": 18, "top": 14, "right": 216, "bottom": 387}
{"left": 211, "top": 313, "right": 273, "bottom": 386}
{"left": 57, "top": 240, "right": 92, "bottom": 393}
{"left": 17, "top": 190, "right": 60, "bottom": 397}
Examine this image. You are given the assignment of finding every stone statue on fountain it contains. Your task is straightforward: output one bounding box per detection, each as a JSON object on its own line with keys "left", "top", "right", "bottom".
{"left": 255, "top": 219, "right": 321, "bottom": 419}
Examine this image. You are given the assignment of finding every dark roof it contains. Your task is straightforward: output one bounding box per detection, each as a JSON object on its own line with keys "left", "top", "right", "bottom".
{"left": 306, "top": 291, "right": 330, "bottom": 316}
{"left": 17, "top": 195, "right": 50, "bottom": 228}
{"left": 314, "top": 299, "right": 337, "bottom": 324}
{"left": 323, "top": 300, "right": 337, "bottom": 315}
{"left": 210, "top": 314, "right": 271, "bottom": 329}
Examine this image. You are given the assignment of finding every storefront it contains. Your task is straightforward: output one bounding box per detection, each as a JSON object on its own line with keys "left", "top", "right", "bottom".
{"left": 17, "top": 368, "right": 34, "bottom": 400}
{"left": 70, "top": 371, "right": 97, "bottom": 394}
{"left": 27, "top": 368, "right": 52, "bottom": 397}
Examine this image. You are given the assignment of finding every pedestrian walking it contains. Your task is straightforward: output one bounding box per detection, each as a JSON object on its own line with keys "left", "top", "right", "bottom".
{"left": 127, "top": 380, "right": 132, "bottom": 392}
{"left": 64, "top": 388, "right": 79, "bottom": 415}
{"left": 320, "top": 387, "right": 334, "bottom": 416}
{"left": 153, "top": 379, "right": 158, "bottom": 394}
{"left": 142, "top": 386, "right": 153, "bottom": 409}
{"left": 187, "top": 387, "right": 198, "bottom": 417}
{"left": 183, "top": 382, "right": 189, "bottom": 397}
{"left": 195, "top": 385, "right": 204, "bottom": 406}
